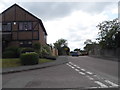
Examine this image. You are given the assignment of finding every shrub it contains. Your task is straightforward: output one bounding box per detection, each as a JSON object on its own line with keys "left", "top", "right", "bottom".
{"left": 20, "top": 48, "right": 34, "bottom": 54}
{"left": 4, "top": 46, "right": 20, "bottom": 58}
{"left": 5, "top": 46, "right": 19, "bottom": 52}
{"left": 20, "top": 52, "right": 39, "bottom": 65}
{"left": 33, "top": 43, "right": 41, "bottom": 50}
{"left": 2, "top": 51, "right": 15, "bottom": 58}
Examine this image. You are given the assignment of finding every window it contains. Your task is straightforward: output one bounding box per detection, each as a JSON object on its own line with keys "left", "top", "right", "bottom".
{"left": 19, "top": 22, "right": 32, "bottom": 30}
{"left": 2, "top": 23, "right": 11, "bottom": 31}
{"left": 19, "top": 41, "right": 32, "bottom": 47}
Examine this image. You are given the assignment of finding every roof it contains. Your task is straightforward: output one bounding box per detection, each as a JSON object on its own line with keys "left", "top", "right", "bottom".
{"left": 2, "top": 3, "right": 47, "bottom": 35}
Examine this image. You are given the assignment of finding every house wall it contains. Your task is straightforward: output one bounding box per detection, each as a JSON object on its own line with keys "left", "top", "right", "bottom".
{"left": 38, "top": 23, "right": 46, "bottom": 45}
{"left": 2, "top": 4, "right": 47, "bottom": 48}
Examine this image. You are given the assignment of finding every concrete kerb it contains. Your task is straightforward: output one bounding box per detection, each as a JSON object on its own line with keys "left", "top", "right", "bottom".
{"left": 2, "top": 56, "right": 69, "bottom": 74}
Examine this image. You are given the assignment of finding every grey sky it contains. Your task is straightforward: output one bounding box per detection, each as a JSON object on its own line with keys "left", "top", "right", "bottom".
{"left": 18, "top": 2, "right": 114, "bottom": 21}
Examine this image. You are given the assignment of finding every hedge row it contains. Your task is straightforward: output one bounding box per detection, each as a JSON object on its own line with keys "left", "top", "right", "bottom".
{"left": 20, "top": 52, "right": 39, "bottom": 65}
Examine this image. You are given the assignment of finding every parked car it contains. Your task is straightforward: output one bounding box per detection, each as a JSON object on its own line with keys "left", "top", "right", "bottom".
{"left": 71, "top": 51, "right": 79, "bottom": 56}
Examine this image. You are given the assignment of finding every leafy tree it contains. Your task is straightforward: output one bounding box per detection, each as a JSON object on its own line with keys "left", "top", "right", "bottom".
{"left": 96, "top": 18, "right": 119, "bottom": 49}
{"left": 74, "top": 48, "right": 81, "bottom": 52}
{"left": 84, "top": 44, "right": 93, "bottom": 52}
{"left": 62, "top": 45, "right": 70, "bottom": 55}
{"left": 84, "top": 39, "right": 92, "bottom": 45}
{"left": 53, "top": 39, "right": 69, "bottom": 55}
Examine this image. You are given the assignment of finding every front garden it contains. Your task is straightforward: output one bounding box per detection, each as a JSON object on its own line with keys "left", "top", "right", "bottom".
{"left": 1, "top": 43, "right": 57, "bottom": 68}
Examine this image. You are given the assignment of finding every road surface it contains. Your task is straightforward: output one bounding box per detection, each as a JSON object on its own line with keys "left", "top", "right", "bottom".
{"left": 2, "top": 56, "right": 119, "bottom": 89}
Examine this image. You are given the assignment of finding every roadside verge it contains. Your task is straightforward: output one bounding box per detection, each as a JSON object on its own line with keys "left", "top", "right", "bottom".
{"left": 2, "top": 56, "right": 68, "bottom": 74}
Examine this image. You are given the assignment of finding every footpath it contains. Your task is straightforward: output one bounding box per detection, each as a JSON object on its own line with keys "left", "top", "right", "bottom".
{"left": 2, "top": 56, "right": 68, "bottom": 74}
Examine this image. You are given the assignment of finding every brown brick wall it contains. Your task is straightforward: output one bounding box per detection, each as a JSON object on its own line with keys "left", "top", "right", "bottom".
{"left": 3, "top": 7, "right": 15, "bottom": 21}
{"left": 18, "top": 32, "right": 32, "bottom": 40}
{"left": 9, "top": 41, "right": 19, "bottom": 47}
{"left": 38, "top": 24, "right": 46, "bottom": 45}
{"left": 2, "top": 4, "right": 47, "bottom": 48}
{"left": 12, "top": 32, "right": 17, "bottom": 40}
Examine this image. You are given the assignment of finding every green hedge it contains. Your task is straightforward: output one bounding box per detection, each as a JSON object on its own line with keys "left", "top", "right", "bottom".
{"left": 2, "top": 51, "right": 15, "bottom": 58}
{"left": 20, "top": 52, "right": 39, "bottom": 65}
{"left": 3, "top": 46, "right": 20, "bottom": 58}
{"left": 20, "top": 48, "right": 34, "bottom": 54}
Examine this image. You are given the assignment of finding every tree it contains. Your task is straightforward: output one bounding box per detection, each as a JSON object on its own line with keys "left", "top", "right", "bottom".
{"left": 74, "top": 48, "right": 81, "bottom": 52}
{"left": 53, "top": 39, "right": 69, "bottom": 55}
{"left": 62, "top": 45, "right": 70, "bottom": 55}
{"left": 96, "top": 18, "right": 119, "bottom": 49}
{"left": 84, "top": 39, "right": 92, "bottom": 45}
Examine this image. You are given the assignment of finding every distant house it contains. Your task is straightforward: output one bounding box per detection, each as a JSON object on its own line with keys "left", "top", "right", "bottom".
{"left": 1, "top": 4, "right": 47, "bottom": 50}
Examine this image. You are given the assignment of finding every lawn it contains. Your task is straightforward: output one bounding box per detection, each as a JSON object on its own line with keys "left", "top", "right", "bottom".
{"left": 0, "top": 58, "right": 54, "bottom": 68}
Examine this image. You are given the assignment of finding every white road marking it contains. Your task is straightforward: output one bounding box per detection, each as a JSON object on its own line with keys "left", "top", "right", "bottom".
{"left": 75, "top": 69, "right": 79, "bottom": 72}
{"left": 66, "top": 63, "right": 75, "bottom": 69}
{"left": 69, "top": 62, "right": 74, "bottom": 65}
{"left": 81, "top": 69, "right": 85, "bottom": 71}
{"left": 86, "top": 76, "right": 94, "bottom": 80}
{"left": 78, "top": 72, "right": 86, "bottom": 75}
{"left": 104, "top": 80, "right": 119, "bottom": 87}
{"left": 76, "top": 66, "right": 80, "bottom": 69}
{"left": 94, "top": 81, "right": 108, "bottom": 88}
{"left": 88, "top": 87, "right": 100, "bottom": 89}
{"left": 94, "top": 75, "right": 101, "bottom": 79}
{"left": 67, "top": 62, "right": 118, "bottom": 88}
{"left": 66, "top": 63, "right": 72, "bottom": 67}
{"left": 86, "top": 71, "right": 93, "bottom": 75}
{"left": 73, "top": 64, "right": 77, "bottom": 67}
{"left": 71, "top": 66, "right": 75, "bottom": 69}
{"left": 66, "top": 63, "right": 69, "bottom": 66}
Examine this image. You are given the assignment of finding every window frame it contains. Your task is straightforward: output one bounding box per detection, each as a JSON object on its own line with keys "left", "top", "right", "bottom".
{"left": 19, "top": 22, "right": 32, "bottom": 31}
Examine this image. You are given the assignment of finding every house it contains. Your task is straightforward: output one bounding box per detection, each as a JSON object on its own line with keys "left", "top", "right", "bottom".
{"left": 1, "top": 4, "right": 47, "bottom": 50}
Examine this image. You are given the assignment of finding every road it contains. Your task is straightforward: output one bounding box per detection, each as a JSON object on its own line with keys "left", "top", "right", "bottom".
{"left": 2, "top": 56, "right": 119, "bottom": 89}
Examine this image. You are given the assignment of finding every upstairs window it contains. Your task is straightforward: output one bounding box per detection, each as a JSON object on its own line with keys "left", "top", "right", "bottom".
{"left": 2, "top": 23, "right": 11, "bottom": 31}
{"left": 19, "top": 41, "right": 32, "bottom": 47}
{"left": 19, "top": 22, "right": 32, "bottom": 30}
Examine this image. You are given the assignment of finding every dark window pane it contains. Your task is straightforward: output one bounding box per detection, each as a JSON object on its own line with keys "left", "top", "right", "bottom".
{"left": 19, "top": 23, "right": 23, "bottom": 30}
{"left": 7, "top": 23, "right": 11, "bottom": 31}
{"left": 2, "top": 23, "right": 11, "bottom": 31}
{"left": 19, "top": 22, "right": 32, "bottom": 30}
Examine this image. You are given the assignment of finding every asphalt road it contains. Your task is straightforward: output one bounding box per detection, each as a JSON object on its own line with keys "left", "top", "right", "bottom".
{"left": 2, "top": 56, "right": 119, "bottom": 89}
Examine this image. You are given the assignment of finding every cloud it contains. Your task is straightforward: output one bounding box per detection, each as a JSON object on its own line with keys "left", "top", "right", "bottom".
{"left": 44, "top": 10, "right": 110, "bottom": 50}
{"left": 18, "top": 2, "right": 115, "bottom": 21}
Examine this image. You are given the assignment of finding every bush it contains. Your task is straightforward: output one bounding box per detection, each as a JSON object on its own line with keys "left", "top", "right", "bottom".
{"left": 33, "top": 43, "right": 41, "bottom": 50}
{"left": 20, "top": 52, "right": 39, "bottom": 65}
{"left": 20, "top": 48, "right": 34, "bottom": 54}
{"left": 2, "top": 51, "right": 15, "bottom": 58}
{"left": 3, "top": 46, "right": 20, "bottom": 58}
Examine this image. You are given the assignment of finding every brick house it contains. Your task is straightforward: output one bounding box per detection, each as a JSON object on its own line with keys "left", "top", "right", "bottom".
{"left": 1, "top": 4, "right": 47, "bottom": 50}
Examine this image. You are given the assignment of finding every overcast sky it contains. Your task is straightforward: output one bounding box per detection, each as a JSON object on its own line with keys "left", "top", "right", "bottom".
{"left": 0, "top": 0, "right": 119, "bottom": 51}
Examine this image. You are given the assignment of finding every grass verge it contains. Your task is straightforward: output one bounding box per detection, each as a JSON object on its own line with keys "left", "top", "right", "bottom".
{"left": 0, "top": 58, "right": 54, "bottom": 68}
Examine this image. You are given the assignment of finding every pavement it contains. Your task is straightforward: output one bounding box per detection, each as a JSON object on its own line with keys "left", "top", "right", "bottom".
{"left": 2, "top": 56, "right": 68, "bottom": 74}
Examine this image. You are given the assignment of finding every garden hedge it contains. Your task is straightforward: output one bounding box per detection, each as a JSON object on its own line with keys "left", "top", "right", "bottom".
{"left": 20, "top": 52, "right": 39, "bottom": 65}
